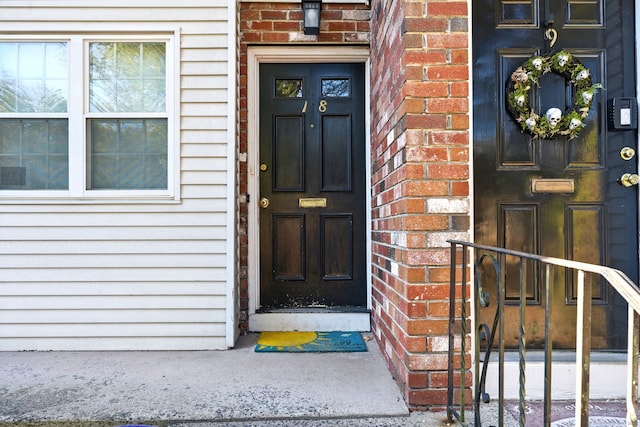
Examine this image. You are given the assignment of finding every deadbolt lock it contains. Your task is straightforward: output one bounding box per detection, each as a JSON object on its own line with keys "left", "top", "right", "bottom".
{"left": 620, "top": 147, "right": 636, "bottom": 161}
{"left": 260, "top": 163, "right": 268, "bottom": 171}
{"left": 259, "top": 197, "right": 270, "bottom": 208}
{"left": 620, "top": 173, "right": 640, "bottom": 187}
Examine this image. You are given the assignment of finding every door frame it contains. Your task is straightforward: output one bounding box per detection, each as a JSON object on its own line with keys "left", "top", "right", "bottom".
{"left": 246, "top": 46, "right": 372, "bottom": 331}
{"left": 472, "top": 0, "right": 640, "bottom": 398}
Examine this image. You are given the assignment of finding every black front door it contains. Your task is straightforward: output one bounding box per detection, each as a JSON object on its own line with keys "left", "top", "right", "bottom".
{"left": 473, "top": 0, "right": 638, "bottom": 348}
{"left": 258, "top": 63, "right": 366, "bottom": 309}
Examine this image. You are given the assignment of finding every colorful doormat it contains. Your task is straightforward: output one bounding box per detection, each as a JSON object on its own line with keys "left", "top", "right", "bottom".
{"left": 255, "top": 331, "right": 367, "bottom": 352}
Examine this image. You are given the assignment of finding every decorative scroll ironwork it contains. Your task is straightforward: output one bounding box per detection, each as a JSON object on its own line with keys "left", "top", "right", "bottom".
{"left": 446, "top": 240, "right": 640, "bottom": 427}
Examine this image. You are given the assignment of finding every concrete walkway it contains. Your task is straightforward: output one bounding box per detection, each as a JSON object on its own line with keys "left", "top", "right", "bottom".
{"left": 0, "top": 333, "right": 456, "bottom": 426}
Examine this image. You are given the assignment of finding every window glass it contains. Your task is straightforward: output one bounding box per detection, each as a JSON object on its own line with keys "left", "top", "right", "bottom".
{"left": 275, "top": 79, "right": 303, "bottom": 98}
{"left": 89, "top": 119, "right": 167, "bottom": 189}
{"left": 0, "top": 42, "right": 68, "bottom": 112}
{"left": 0, "top": 119, "right": 69, "bottom": 189}
{"left": 321, "top": 78, "right": 350, "bottom": 97}
{"left": 88, "top": 41, "right": 168, "bottom": 190}
{"left": 89, "top": 42, "right": 166, "bottom": 113}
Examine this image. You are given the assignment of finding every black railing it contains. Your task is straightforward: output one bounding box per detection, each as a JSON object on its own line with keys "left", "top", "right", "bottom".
{"left": 446, "top": 240, "right": 640, "bottom": 427}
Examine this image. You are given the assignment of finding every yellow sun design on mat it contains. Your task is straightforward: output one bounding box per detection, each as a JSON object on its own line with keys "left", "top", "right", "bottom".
{"left": 256, "top": 331, "right": 331, "bottom": 351}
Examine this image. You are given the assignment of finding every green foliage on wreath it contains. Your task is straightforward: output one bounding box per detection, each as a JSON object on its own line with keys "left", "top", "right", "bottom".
{"left": 506, "top": 51, "right": 602, "bottom": 140}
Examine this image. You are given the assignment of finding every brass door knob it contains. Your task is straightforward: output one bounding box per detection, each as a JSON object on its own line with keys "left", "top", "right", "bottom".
{"left": 259, "top": 197, "right": 270, "bottom": 208}
{"left": 620, "top": 173, "right": 640, "bottom": 187}
{"left": 621, "top": 147, "right": 636, "bottom": 161}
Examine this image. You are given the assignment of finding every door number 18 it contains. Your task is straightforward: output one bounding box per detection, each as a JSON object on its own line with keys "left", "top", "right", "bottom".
{"left": 301, "top": 100, "right": 328, "bottom": 113}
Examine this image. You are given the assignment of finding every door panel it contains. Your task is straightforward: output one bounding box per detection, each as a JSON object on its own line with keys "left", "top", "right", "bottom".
{"left": 473, "top": 0, "right": 638, "bottom": 349}
{"left": 259, "top": 63, "right": 366, "bottom": 310}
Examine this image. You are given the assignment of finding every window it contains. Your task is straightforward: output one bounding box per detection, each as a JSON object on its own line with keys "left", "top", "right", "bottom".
{"left": 0, "top": 42, "right": 69, "bottom": 190}
{"left": 0, "top": 36, "right": 175, "bottom": 199}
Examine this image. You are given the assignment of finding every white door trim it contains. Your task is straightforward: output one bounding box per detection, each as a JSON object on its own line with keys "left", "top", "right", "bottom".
{"left": 246, "top": 46, "right": 372, "bottom": 331}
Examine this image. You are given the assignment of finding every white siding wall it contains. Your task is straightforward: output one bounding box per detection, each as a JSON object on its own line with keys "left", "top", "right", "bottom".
{"left": 0, "top": 1, "right": 233, "bottom": 350}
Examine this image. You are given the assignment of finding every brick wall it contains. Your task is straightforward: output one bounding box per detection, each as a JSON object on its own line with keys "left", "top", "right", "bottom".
{"left": 369, "top": 0, "right": 471, "bottom": 410}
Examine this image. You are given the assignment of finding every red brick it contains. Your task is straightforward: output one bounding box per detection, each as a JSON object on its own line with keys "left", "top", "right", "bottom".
{"left": 262, "top": 32, "right": 289, "bottom": 42}
{"left": 403, "top": 81, "right": 448, "bottom": 98}
{"left": 403, "top": 266, "right": 426, "bottom": 282}
{"left": 404, "top": 114, "right": 447, "bottom": 129}
{"left": 402, "top": 180, "right": 449, "bottom": 197}
{"left": 406, "top": 353, "right": 449, "bottom": 371}
{"left": 404, "top": 2, "right": 425, "bottom": 17}
{"left": 328, "top": 21, "right": 356, "bottom": 31}
{"left": 240, "top": 9, "right": 260, "bottom": 20}
{"left": 404, "top": 50, "right": 447, "bottom": 65}
{"left": 450, "top": 49, "right": 468, "bottom": 64}
{"left": 428, "top": 130, "right": 469, "bottom": 145}
{"left": 427, "top": 301, "right": 450, "bottom": 317}
{"left": 450, "top": 114, "right": 469, "bottom": 129}
{"left": 426, "top": 98, "right": 468, "bottom": 114}
{"left": 400, "top": 98, "right": 426, "bottom": 114}
{"left": 451, "top": 181, "right": 469, "bottom": 196}
{"left": 450, "top": 147, "right": 468, "bottom": 161}
{"left": 261, "top": 10, "right": 287, "bottom": 20}
{"left": 426, "top": 33, "right": 468, "bottom": 49}
{"left": 421, "top": 147, "right": 450, "bottom": 162}
{"left": 407, "top": 301, "right": 427, "bottom": 318}
{"left": 427, "top": 164, "right": 469, "bottom": 180}
{"left": 427, "top": 65, "right": 469, "bottom": 80}
{"left": 450, "top": 81, "right": 469, "bottom": 97}
{"left": 426, "top": 2, "right": 468, "bottom": 16}
{"left": 402, "top": 215, "right": 449, "bottom": 231}
{"left": 405, "top": 248, "right": 450, "bottom": 266}
{"left": 403, "top": 33, "right": 424, "bottom": 49}
{"left": 408, "top": 372, "right": 428, "bottom": 388}
{"left": 273, "top": 21, "right": 301, "bottom": 31}
{"left": 404, "top": 64, "right": 425, "bottom": 80}
{"left": 406, "top": 284, "right": 448, "bottom": 300}
{"left": 250, "top": 21, "right": 273, "bottom": 31}
{"left": 407, "top": 319, "right": 449, "bottom": 335}
{"left": 406, "top": 233, "right": 427, "bottom": 248}
{"left": 404, "top": 17, "right": 448, "bottom": 32}
{"left": 404, "top": 163, "right": 426, "bottom": 179}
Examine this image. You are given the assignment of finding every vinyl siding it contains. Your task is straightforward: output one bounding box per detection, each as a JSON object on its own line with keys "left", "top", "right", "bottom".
{"left": 0, "top": 1, "right": 233, "bottom": 350}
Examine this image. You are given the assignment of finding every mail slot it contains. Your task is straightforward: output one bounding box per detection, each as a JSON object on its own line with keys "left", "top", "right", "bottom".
{"left": 531, "top": 178, "right": 575, "bottom": 193}
{"left": 299, "top": 198, "right": 327, "bottom": 208}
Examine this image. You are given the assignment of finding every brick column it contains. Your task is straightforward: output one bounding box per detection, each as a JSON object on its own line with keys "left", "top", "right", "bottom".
{"left": 369, "top": 0, "right": 470, "bottom": 410}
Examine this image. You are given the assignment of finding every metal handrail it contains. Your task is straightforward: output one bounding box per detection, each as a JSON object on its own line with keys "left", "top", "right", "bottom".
{"left": 446, "top": 240, "right": 640, "bottom": 426}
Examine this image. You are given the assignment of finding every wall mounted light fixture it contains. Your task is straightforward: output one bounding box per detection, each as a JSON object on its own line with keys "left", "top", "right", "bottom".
{"left": 302, "top": 0, "right": 322, "bottom": 35}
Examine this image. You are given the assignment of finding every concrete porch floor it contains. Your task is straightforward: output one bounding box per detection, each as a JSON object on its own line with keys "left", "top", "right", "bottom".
{"left": 1, "top": 332, "right": 633, "bottom": 426}
{"left": 0, "top": 333, "right": 454, "bottom": 426}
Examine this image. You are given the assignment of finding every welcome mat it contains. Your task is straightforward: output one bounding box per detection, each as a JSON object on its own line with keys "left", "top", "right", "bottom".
{"left": 255, "top": 331, "right": 367, "bottom": 352}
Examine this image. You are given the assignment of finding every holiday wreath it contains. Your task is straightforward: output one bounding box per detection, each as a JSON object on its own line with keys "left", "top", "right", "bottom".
{"left": 506, "top": 51, "right": 602, "bottom": 140}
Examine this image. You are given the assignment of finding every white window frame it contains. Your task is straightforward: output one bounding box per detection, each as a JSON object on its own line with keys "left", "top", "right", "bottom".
{"left": 0, "top": 33, "right": 180, "bottom": 202}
